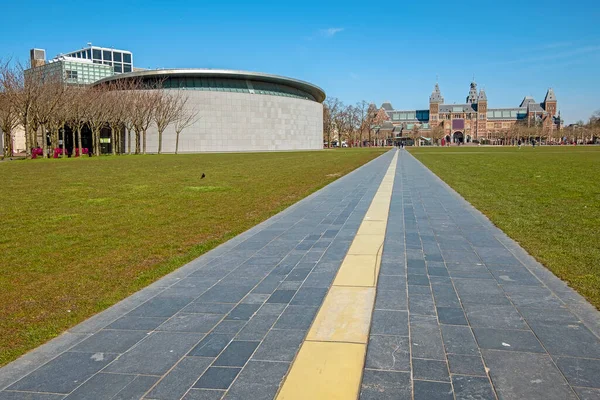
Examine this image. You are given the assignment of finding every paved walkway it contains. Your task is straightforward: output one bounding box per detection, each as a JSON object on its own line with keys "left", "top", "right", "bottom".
{"left": 1, "top": 149, "right": 600, "bottom": 400}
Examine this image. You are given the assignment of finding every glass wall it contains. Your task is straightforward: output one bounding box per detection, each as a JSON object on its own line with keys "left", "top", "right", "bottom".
{"left": 66, "top": 47, "right": 133, "bottom": 75}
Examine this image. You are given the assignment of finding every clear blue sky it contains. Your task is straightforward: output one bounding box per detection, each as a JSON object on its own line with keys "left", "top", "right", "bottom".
{"left": 2, "top": 0, "right": 599, "bottom": 123}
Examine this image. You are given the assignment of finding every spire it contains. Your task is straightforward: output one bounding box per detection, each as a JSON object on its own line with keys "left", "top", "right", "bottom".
{"left": 467, "top": 81, "right": 478, "bottom": 104}
{"left": 430, "top": 83, "right": 444, "bottom": 104}
{"left": 544, "top": 88, "right": 557, "bottom": 103}
{"left": 478, "top": 88, "right": 487, "bottom": 102}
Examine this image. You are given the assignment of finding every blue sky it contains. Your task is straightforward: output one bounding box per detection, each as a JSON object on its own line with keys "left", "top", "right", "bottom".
{"left": 2, "top": 0, "right": 599, "bottom": 123}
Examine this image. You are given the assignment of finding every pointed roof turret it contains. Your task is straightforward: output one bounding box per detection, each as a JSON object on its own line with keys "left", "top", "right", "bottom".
{"left": 467, "top": 81, "right": 478, "bottom": 104}
{"left": 381, "top": 101, "right": 394, "bottom": 111}
{"left": 478, "top": 88, "right": 487, "bottom": 102}
{"left": 544, "top": 88, "right": 556, "bottom": 103}
{"left": 430, "top": 83, "right": 444, "bottom": 104}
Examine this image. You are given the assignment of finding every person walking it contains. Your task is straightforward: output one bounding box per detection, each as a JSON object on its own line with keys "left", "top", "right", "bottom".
{"left": 518, "top": 139, "right": 522, "bottom": 149}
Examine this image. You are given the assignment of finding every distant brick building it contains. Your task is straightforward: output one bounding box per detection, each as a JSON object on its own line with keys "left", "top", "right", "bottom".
{"left": 378, "top": 82, "right": 560, "bottom": 143}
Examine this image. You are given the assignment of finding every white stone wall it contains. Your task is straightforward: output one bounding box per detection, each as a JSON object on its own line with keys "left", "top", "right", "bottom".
{"left": 142, "top": 90, "right": 323, "bottom": 153}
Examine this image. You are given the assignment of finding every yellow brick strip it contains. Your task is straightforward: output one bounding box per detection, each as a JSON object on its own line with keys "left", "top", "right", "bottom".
{"left": 277, "top": 150, "right": 398, "bottom": 400}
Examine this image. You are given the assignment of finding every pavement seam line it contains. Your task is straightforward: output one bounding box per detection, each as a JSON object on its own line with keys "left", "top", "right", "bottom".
{"left": 275, "top": 150, "right": 398, "bottom": 400}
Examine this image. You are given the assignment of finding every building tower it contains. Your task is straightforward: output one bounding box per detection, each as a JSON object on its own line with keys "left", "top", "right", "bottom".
{"left": 466, "top": 81, "right": 478, "bottom": 104}
{"left": 543, "top": 88, "right": 558, "bottom": 131}
{"left": 429, "top": 83, "right": 444, "bottom": 128}
{"left": 476, "top": 88, "right": 488, "bottom": 138}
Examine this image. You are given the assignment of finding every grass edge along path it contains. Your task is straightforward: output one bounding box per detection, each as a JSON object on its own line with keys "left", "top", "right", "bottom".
{"left": 409, "top": 146, "right": 600, "bottom": 310}
{"left": 0, "top": 149, "right": 386, "bottom": 367}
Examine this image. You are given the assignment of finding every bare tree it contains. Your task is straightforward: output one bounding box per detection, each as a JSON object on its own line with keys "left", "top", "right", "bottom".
{"left": 323, "top": 97, "right": 341, "bottom": 148}
{"left": 153, "top": 90, "right": 181, "bottom": 154}
{"left": 365, "top": 103, "right": 378, "bottom": 146}
{"left": 130, "top": 90, "right": 157, "bottom": 155}
{"left": 173, "top": 93, "right": 199, "bottom": 154}
{"left": 355, "top": 101, "right": 369, "bottom": 147}
{"left": 0, "top": 60, "right": 21, "bottom": 158}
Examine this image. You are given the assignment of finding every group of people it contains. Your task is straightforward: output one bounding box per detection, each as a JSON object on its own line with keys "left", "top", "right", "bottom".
{"left": 517, "top": 139, "right": 536, "bottom": 149}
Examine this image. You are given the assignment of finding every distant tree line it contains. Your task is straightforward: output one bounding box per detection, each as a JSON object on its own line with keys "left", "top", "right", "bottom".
{"left": 0, "top": 60, "right": 199, "bottom": 159}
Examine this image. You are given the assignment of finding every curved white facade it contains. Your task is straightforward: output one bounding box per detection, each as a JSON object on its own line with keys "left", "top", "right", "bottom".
{"left": 145, "top": 90, "right": 323, "bottom": 153}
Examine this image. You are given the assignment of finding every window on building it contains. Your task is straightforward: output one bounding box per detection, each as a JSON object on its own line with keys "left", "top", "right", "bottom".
{"left": 479, "top": 114, "right": 485, "bottom": 120}
{"left": 431, "top": 115, "right": 437, "bottom": 120}
{"left": 123, "top": 53, "right": 132, "bottom": 63}
{"left": 113, "top": 52, "right": 122, "bottom": 62}
{"left": 103, "top": 50, "right": 112, "bottom": 61}
{"left": 65, "top": 70, "right": 78, "bottom": 80}
{"left": 86, "top": 49, "right": 92, "bottom": 59}
{"left": 123, "top": 64, "right": 132, "bottom": 73}
{"left": 114, "top": 63, "right": 122, "bottom": 73}
{"left": 92, "top": 49, "right": 101, "bottom": 60}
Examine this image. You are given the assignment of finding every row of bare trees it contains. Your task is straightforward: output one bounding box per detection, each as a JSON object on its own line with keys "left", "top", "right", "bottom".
{"left": 0, "top": 60, "right": 198, "bottom": 159}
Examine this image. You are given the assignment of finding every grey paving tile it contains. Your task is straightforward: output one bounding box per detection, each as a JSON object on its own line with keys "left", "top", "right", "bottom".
{"left": 0, "top": 392, "right": 65, "bottom": 399}
{"left": 289, "top": 287, "right": 328, "bottom": 306}
{"left": 189, "top": 333, "right": 235, "bottom": 357}
{"left": 182, "top": 302, "right": 236, "bottom": 315}
{"left": 69, "top": 330, "right": 148, "bottom": 353}
{"left": 482, "top": 349, "right": 578, "bottom": 400}
{"left": 502, "top": 286, "right": 564, "bottom": 308}
{"left": 574, "top": 387, "right": 600, "bottom": 400}
{"left": 106, "top": 316, "right": 168, "bottom": 331}
{"left": 380, "top": 261, "right": 404, "bottom": 275}
{"left": 251, "top": 276, "right": 283, "bottom": 295}
{"left": 183, "top": 389, "right": 225, "bottom": 400}
{"left": 440, "top": 325, "right": 479, "bottom": 356}
{"left": 157, "top": 313, "right": 223, "bottom": 333}
{"left": 235, "top": 314, "right": 280, "bottom": 341}
{"left": 365, "top": 335, "right": 410, "bottom": 371}
{"left": 223, "top": 360, "right": 289, "bottom": 400}
{"left": 252, "top": 329, "right": 304, "bottom": 362}
{"left": 412, "top": 358, "right": 450, "bottom": 382}
{"left": 489, "top": 267, "right": 541, "bottom": 286}
{"left": 555, "top": 357, "right": 600, "bottom": 389}
{"left": 63, "top": 372, "right": 135, "bottom": 399}
{"left": 277, "top": 281, "right": 302, "bottom": 290}
{"left": 197, "top": 285, "right": 255, "bottom": 303}
{"left": 451, "top": 375, "right": 496, "bottom": 400}
{"left": 378, "top": 275, "right": 406, "bottom": 290}
{"left": 128, "top": 296, "right": 196, "bottom": 317}
{"left": 527, "top": 320, "right": 600, "bottom": 358}
{"left": 408, "top": 294, "right": 436, "bottom": 316}
{"left": 194, "top": 367, "right": 241, "bottom": 390}
{"left": 360, "top": 369, "right": 411, "bottom": 400}
{"left": 266, "top": 290, "right": 296, "bottom": 304}
{"left": 104, "top": 332, "right": 202, "bottom": 375}
{"left": 473, "top": 327, "right": 545, "bottom": 353}
{"left": 427, "top": 267, "right": 449, "bottom": 277}
{"left": 212, "top": 320, "right": 246, "bottom": 334}
{"left": 146, "top": 356, "right": 212, "bottom": 400}
{"left": 273, "top": 306, "right": 318, "bottom": 330}
{"left": 285, "top": 267, "right": 312, "bottom": 282}
{"left": 257, "top": 303, "right": 287, "bottom": 315}
{"left": 464, "top": 304, "right": 527, "bottom": 330}
{"left": 112, "top": 375, "right": 159, "bottom": 399}
{"left": 302, "top": 270, "right": 335, "bottom": 288}
{"left": 431, "top": 284, "right": 461, "bottom": 308}
{"left": 408, "top": 285, "right": 432, "bottom": 295}
{"left": 436, "top": 307, "right": 468, "bottom": 325}
{"left": 413, "top": 380, "right": 453, "bottom": 400}
{"left": 408, "top": 274, "right": 430, "bottom": 286}
{"left": 213, "top": 341, "right": 260, "bottom": 367}
{"left": 371, "top": 310, "right": 409, "bottom": 336}
{"left": 240, "top": 293, "right": 270, "bottom": 304}
{"left": 8, "top": 352, "right": 117, "bottom": 394}
{"left": 447, "top": 354, "right": 487, "bottom": 377}
{"left": 226, "top": 304, "right": 261, "bottom": 321}
{"left": 410, "top": 317, "right": 446, "bottom": 360}
{"left": 374, "top": 290, "right": 407, "bottom": 311}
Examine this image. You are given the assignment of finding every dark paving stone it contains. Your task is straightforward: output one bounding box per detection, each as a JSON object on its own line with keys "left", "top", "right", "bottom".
{"left": 490, "top": 267, "right": 541, "bottom": 286}
{"left": 380, "top": 261, "right": 404, "bottom": 275}
{"left": 442, "top": 251, "right": 481, "bottom": 264}
{"left": 8, "top": 352, "right": 117, "bottom": 394}
{"left": 106, "top": 316, "right": 168, "bottom": 330}
{"left": 365, "top": 335, "right": 410, "bottom": 371}
{"left": 226, "top": 304, "right": 261, "bottom": 321}
{"left": 197, "top": 285, "right": 255, "bottom": 303}
{"left": 408, "top": 294, "right": 436, "bottom": 316}
{"left": 213, "top": 320, "right": 246, "bottom": 334}
{"left": 436, "top": 307, "right": 467, "bottom": 325}
{"left": 63, "top": 372, "right": 135, "bottom": 399}
{"left": 251, "top": 276, "right": 283, "bottom": 295}
{"left": 266, "top": 290, "right": 296, "bottom": 304}
{"left": 555, "top": 357, "right": 600, "bottom": 389}
{"left": 503, "top": 286, "right": 564, "bottom": 308}
{"left": 104, "top": 332, "right": 202, "bottom": 375}
{"left": 128, "top": 296, "right": 195, "bottom": 317}
{"left": 194, "top": 367, "right": 241, "bottom": 390}
{"left": 378, "top": 275, "right": 406, "bottom": 290}
{"left": 574, "top": 387, "right": 600, "bottom": 400}
{"left": 157, "top": 313, "right": 223, "bottom": 333}
{"left": 375, "top": 290, "right": 407, "bottom": 311}
{"left": 427, "top": 267, "right": 449, "bottom": 277}
{"left": 410, "top": 316, "right": 446, "bottom": 360}
{"left": 235, "top": 313, "right": 280, "bottom": 341}
{"left": 412, "top": 358, "right": 450, "bottom": 382}
{"left": 371, "top": 310, "right": 409, "bottom": 336}
{"left": 413, "top": 380, "right": 453, "bottom": 400}
{"left": 447, "top": 354, "right": 487, "bottom": 376}
{"left": 464, "top": 304, "right": 527, "bottom": 330}
{"left": 446, "top": 264, "right": 494, "bottom": 280}
{"left": 241, "top": 293, "right": 270, "bottom": 304}
{"left": 473, "top": 327, "right": 545, "bottom": 353}
{"left": 278, "top": 281, "right": 302, "bottom": 290}
{"left": 527, "top": 320, "right": 600, "bottom": 358}
{"left": 213, "top": 340, "right": 260, "bottom": 367}
{"left": 482, "top": 349, "right": 578, "bottom": 400}
{"left": 475, "top": 247, "right": 520, "bottom": 266}
{"left": 360, "top": 369, "right": 411, "bottom": 399}
{"left": 290, "top": 287, "right": 328, "bottom": 306}
{"left": 408, "top": 274, "right": 430, "bottom": 286}
{"left": 252, "top": 329, "right": 304, "bottom": 362}
{"left": 69, "top": 329, "right": 148, "bottom": 353}
{"left": 146, "top": 356, "right": 212, "bottom": 400}
{"left": 407, "top": 259, "right": 426, "bottom": 269}
{"left": 285, "top": 267, "right": 312, "bottom": 282}
{"left": 189, "top": 333, "right": 235, "bottom": 357}
{"left": 0, "top": 393, "right": 64, "bottom": 399}
{"left": 182, "top": 302, "right": 236, "bottom": 315}
{"left": 408, "top": 285, "right": 432, "bottom": 296}
{"left": 183, "top": 389, "right": 226, "bottom": 399}
{"left": 224, "top": 360, "right": 290, "bottom": 400}
{"left": 274, "top": 306, "right": 318, "bottom": 330}
{"left": 431, "top": 284, "right": 461, "bottom": 308}
{"left": 452, "top": 375, "right": 496, "bottom": 400}
{"left": 440, "top": 325, "right": 479, "bottom": 356}
{"left": 111, "top": 375, "right": 159, "bottom": 399}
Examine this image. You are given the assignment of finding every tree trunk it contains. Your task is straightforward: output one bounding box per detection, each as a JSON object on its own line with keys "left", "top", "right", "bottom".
{"left": 135, "top": 131, "right": 140, "bottom": 154}
{"left": 41, "top": 125, "right": 48, "bottom": 158}
{"left": 110, "top": 126, "right": 116, "bottom": 156}
{"left": 24, "top": 119, "right": 31, "bottom": 158}
{"left": 175, "top": 131, "right": 180, "bottom": 154}
{"left": 76, "top": 127, "right": 82, "bottom": 157}
{"left": 127, "top": 128, "right": 132, "bottom": 155}
{"left": 143, "top": 130, "right": 147, "bottom": 155}
{"left": 158, "top": 129, "right": 162, "bottom": 154}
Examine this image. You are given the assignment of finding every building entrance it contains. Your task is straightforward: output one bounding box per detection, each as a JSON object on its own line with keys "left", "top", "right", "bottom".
{"left": 453, "top": 131, "right": 464, "bottom": 143}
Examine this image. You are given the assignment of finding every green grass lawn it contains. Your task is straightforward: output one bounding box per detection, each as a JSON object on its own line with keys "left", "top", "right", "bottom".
{"left": 0, "top": 148, "right": 386, "bottom": 366}
{"left": 409, "top": 146, "right": 600, "bottom": 309}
